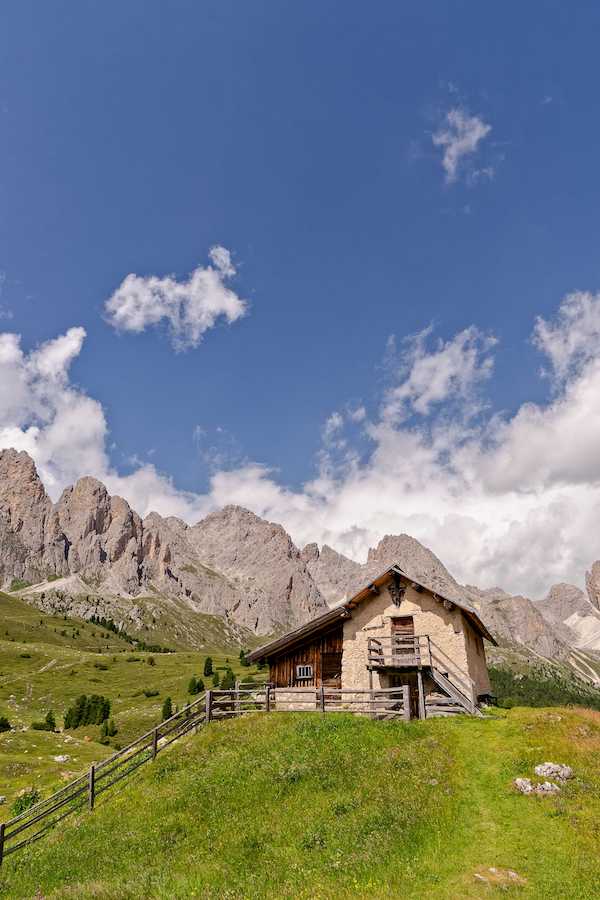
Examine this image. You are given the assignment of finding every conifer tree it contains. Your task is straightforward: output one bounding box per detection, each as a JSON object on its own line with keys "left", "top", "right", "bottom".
{"left": 221, "top": 668, "right": 236, "bottom": 690}
{"left": 212, "top": 670, "right": 220, "bottom": 687}
{"left": 162, "top": 696, "right": 173, "bottom": 721}
{"left": 203, "top": 656, "right": 213, "bottom": 676}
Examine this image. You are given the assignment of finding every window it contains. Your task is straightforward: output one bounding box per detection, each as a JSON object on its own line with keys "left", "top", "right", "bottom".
{"left": 296, "top": 664, "right": 313, "bottom": 680}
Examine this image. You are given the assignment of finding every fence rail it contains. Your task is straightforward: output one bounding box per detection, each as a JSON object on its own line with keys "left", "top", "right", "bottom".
{"left": 0, "top": 683, "right": 411, "bottom": 865}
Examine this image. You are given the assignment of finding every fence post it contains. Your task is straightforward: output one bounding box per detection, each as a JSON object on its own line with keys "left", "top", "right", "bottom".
{"left": 402, "top": 684, "right": 411, "bottom": 721}
{"left": 0, "top": 822, "right": 5, "bottom": 867}
{"left": 234, "top": 680, "right": 241, "bottom": 716}
{"left": 88, "top": 764, "right": 95, "bottom": 810}
{"left": 205, "top": 689, "right": 212, "bottom": 723}
{"left": 265, "top": 684, "right": 271, "bottom": 713}
{"left": 152, "top": 727, "right": 158, "bottom": 759}
{"left": 319, "top": 685, "right": 325, "bottom": 713}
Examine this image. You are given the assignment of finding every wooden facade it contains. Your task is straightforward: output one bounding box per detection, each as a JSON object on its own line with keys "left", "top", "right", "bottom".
{"left": 269, "top": 623, "right": 343, "bottom": 688}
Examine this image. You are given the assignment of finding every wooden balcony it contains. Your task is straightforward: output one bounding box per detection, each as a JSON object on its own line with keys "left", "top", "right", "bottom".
{"left": 367, "top": 635, "right": 431, "bottom": 668}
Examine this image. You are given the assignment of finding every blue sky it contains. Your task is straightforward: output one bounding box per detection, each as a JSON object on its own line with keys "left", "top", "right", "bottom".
{"left": 3, "top": 2, "right": 600, "bottom": 596}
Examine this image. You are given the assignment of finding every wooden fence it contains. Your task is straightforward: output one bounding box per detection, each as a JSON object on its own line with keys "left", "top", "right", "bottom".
{"left": 0, "top": 684, "right": 410, "bottom": 865}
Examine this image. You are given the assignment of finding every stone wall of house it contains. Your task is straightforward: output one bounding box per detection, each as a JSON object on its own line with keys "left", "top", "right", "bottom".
{"left": 463, "top": 619, "right": 492, "bottom": 697}
{"left": 341, "top": 577, "right": 488, "bottom": 701}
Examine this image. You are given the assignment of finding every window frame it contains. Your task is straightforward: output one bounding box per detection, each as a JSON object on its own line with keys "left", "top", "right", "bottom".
{"left": 295, "top": 663, "right": 314, "bottom": 680}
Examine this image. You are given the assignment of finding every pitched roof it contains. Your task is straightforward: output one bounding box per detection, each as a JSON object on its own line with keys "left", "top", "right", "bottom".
{"left": 246, "top": 562, "right": 496, "bottom": 662}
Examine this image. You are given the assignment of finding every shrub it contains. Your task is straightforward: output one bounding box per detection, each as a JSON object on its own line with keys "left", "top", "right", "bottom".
{"left": 32, "top": 710, "right": 56, "bottom": 732}
{"left": 11, "top": 789, "right": 40, "bottom": 816}
{"left": 9, "top": 578, "right": 31, "bottom": 592}
{"left": 20, "top": 653, "right": 31, "bottom": 659}
{"left": 239, "top": 648, "right": 250, "bottom": 667}
{"left": 143, "top": 689, "right": 159, "bottom": 698}
{"left": 188, "top": 676, "right": 199, "bottom": 695}
{"left": 162, "top": 697, "right": 173, "bottom": 721}
{"left": 212, "top": 671, "right": 220, "bottom": 688}
{"left": 196, "top": 677, "right": 205, "bottom": 693}
{"left": 147, "top": 656, "right": 156, "bottom": 667}
{"left": 0, "top": 715, "right": 11, "bottom": 732}
{"left": 203, "top": 657, "right": 213, "bottom": 676}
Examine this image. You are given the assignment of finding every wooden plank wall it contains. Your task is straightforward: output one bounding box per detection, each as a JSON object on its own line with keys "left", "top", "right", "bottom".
{"left": 269, "top": 625, "right": 343, "bottom": 687}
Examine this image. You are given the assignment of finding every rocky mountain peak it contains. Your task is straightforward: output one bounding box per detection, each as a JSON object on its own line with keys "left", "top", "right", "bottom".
{"left": 585, "top": 562, "right": 600, "bottom": 610}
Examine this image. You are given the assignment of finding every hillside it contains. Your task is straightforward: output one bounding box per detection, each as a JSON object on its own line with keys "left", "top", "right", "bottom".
{"left": 0, "top": 592, "right": 265, "bottom": 805}
{"left": 1, "top": 709, "right": 599, "bottom": 899}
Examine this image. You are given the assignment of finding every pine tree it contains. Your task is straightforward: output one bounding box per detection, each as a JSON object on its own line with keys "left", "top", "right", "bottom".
{"left": 44, "top": 710, "right": 56, "bottom": 732}
{"left": 212, "top": 670, "right": 220, "bottom": 687}
{"left": 107, "top": 719, "right": 118, "bottom": 736}
{"left": 203, "top": 656, "right": 213, "bottom": 676}
{"left": 188, "top": 676, "right": 198, "bottom": 695}
{"left": 239, "top": 648, "right": 250, "bottom": 667}
{"left": 196, "top": 677, "right": 205, "bottom": 693}
{"left": 162, "top": 696, "right": 173, "bottom": 721}
{"left": 221, "top": 668, "right": 236, "bottom": 690}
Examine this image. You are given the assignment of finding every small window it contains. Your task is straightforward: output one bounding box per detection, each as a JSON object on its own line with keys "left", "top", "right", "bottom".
{"left": 296, "top": 664, "right": 313, "bottom": 680}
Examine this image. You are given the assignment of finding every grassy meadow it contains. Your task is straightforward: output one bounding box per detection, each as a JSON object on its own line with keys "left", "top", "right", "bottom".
{"left": 0, "top": 707, "right": 599, "bottom": 899}
{"left": 0, "top": 592, "right": 264, "bottom": 804}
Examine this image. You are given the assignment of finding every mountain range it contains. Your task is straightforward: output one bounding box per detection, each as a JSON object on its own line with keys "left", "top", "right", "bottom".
{"left": 1, "top": 447, "right": 600, "bottom": 684}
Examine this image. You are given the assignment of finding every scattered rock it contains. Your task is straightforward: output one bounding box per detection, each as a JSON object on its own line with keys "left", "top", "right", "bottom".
{"left": 473, "top": 867, "right": 527, "bottom": 887}
{"left": 534, "top": 762, "right": 572, "bottom": 782}
{"left": 52, "top": 754, "right": 70, "bottom": 763}
{"left": 0, "top": 796, "right": 6, "bottom": 804}
{"left": 537, "top": 780, "right": 561, "bottom": 795}
{"left": 514, "top": 777, "right": 561, "bottom": 796}
{"left": 514, "top": 777, "right": 534, "bottom": 794}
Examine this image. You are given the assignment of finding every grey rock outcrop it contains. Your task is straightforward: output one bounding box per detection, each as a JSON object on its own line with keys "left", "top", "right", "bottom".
{"left": 301, "top": 543, "right": 361, "bottom": 604}
{"left": 585, "top": 562, "right": 600, "bottom": 610}
{"left": 187, "top": 506, "right": 327, "bottom": 632}
{"left": 537, "top": 580, "right": 600, "bottom": 653}
{"left": 0, "top": 450, "right": 327, "bottom": 634}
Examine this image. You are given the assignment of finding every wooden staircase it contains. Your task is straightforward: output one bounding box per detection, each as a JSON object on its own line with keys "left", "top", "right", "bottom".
{"left": 426, "top": 667, "right": 482, "bottom": 717}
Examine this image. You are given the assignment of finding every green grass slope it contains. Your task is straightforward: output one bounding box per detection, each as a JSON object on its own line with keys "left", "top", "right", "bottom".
{"left": 2, "top": 708, "right": 599, "bottom": 899}
{"left": 0, "top": 592, "right": 264, "bottom": 803}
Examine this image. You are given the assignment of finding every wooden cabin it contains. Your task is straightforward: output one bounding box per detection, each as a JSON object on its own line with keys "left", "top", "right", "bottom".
{"left": 247, "top": 563, "right": 496, "bottom": 717}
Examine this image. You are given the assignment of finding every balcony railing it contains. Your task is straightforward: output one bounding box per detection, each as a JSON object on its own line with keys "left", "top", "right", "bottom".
{"left": 367, "top": 634, "right": 430, "bottom": 668}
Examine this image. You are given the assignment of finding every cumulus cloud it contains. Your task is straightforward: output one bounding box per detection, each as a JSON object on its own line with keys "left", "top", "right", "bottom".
{"left": 532, "top": 290, "right": 600, "bottom": 383}
{"left": 432, "top": 108, "right": 492, "bottom": 184}
{"left": 5, "top": 288, "right": 600, "bottom": 598}
{"left": 104, "top": 246, "right": 247, "bottom": 351}
{"left": 382, "top": 326, "right": 496, "bottom": 422}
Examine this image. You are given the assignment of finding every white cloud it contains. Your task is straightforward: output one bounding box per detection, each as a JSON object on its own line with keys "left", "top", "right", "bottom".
{"left": 532, "top": 290, "right": 600, "bottom": 383}
{"left": 432, "top": 108, "right": 492, "bottom": 184}
{"left": 104, "top": 246, "right": 247, "bottom": 351}
{"left": 5, "top": 288, "right": 600, "bottom": 599}
{"left": 382, "top": 326, "right": 496, "bottom": 421}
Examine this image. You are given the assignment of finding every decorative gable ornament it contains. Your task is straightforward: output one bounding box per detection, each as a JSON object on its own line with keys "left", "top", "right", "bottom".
{"left": 389, "top": 573, "right": 406, "bottom": 607}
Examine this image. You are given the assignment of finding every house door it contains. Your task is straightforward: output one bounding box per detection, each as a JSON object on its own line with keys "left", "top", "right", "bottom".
{"left": 389, "top": 671, "right": 420, "bottom": 718}
{"left": 391, "top": 616, "right": 416, "bottom": 664}
{"left": 321, "top": 651, "right": 342, "bottom": 689}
